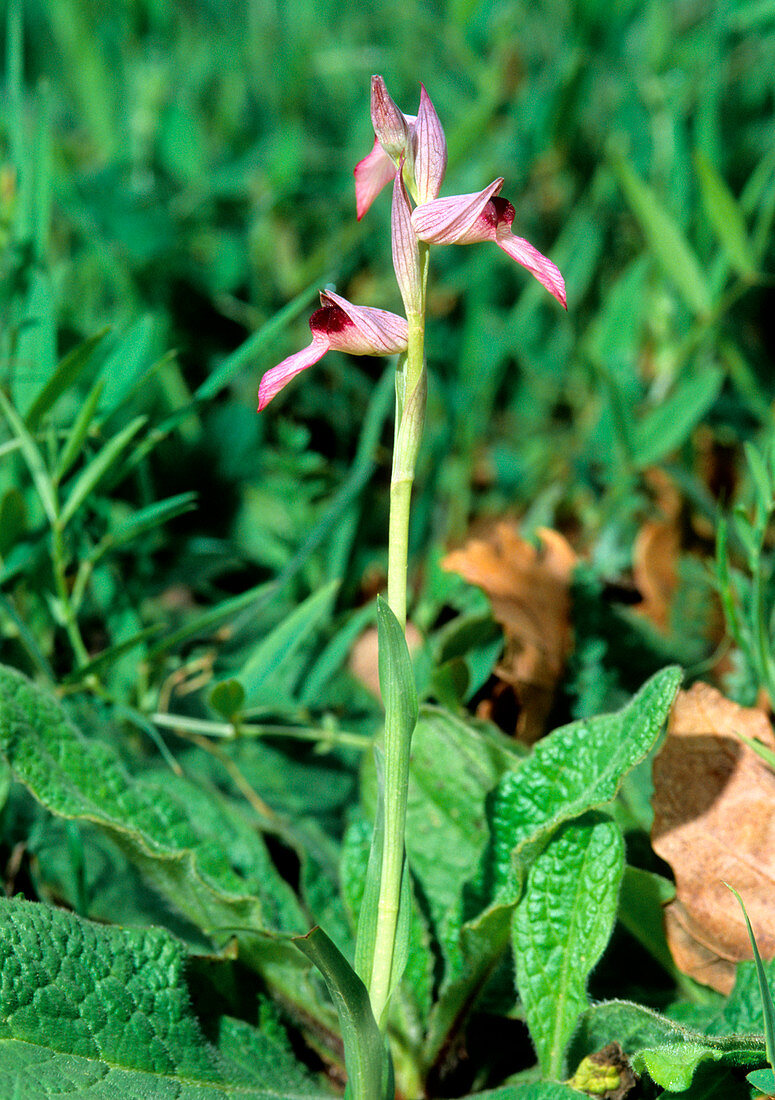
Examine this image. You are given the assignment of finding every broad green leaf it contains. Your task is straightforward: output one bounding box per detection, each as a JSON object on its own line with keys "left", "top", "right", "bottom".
{"left": 748, "top": 1066, "right": 775, "bottom": 1092}
{"left": 486, "top": 666, "right": 681, "bottom": 901}
{"left": 694, "top": 150, "right": 757, "bottom": 278}
{"left": 513, "top": 813, "right": 625, "bottom": 1078}
{"left": 25, "top": 329, "right": 108, "bottom": 431}
{"left": 611, "top": 155, "right": 713, "bottom": 317}
{"left": 237, "top": 579, "right": 339, "bottom": 704}
{"left": 0, "top": 664, "right": 336, "bottom": 1037}
{"left": 632, "top": 367, "right": 724, "bottom": 469}
{"left": 210, "top": 678, "right": 247, "bottom": 721}
{"left": 59, "top": 415, "right": 146, "bottom": 528}
{"left": 0, "top": 896, "right": 325, "bottom": 1099}
{"left": 293, "top": 926, "right": 387, "bottom": 1100}
{"left": 404, "top": 707, "right": 521, "bottom": 965}
{"left": 425, "top": 669, "right": 680, "bottom": 1070}
{"left": 568, "top": 1000, "right": 765, "bottom": 1092}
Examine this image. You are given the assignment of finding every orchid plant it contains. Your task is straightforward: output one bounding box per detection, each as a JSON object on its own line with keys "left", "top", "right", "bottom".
{"left": 259, "top": 75, "right": 566, "bottom": 1091}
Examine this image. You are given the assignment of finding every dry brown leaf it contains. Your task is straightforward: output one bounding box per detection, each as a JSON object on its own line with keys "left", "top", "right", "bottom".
{"left": 442, "top": 523, "right": 576, "bottom": 742}
{"left": 632, "top": 520, "right": 680, "bottom": 631}
{"left": 652, "top": 682, "right": 775, "bottom": 993}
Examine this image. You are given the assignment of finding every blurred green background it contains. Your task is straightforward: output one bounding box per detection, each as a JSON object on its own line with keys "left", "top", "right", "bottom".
{"left": 0, "top": 0, "right": 773, "bottom": 712}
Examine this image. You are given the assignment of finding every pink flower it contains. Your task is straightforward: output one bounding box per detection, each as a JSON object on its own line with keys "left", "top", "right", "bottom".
{"left": 257, "top": 290, "right": 408, "bottom": 410}
{"left": 411, "top": 179, "right": 567, "bottom": 309}
{"left": 354, "top": 77, "right": 447, "bottom": 220}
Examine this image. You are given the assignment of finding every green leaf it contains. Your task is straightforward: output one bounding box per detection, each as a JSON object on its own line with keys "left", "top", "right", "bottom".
{"left": 695, "top": 149, "right": 757, "bottom": 278}
{"left": 568, "top": 999, "right": 765, "bottom": 1092}
{"left": 513, "top": 813, "right": 625, "bottom": 1078}
{"left": 237, "top": 579, "right": 339, "bottom": 704}
{"left": 465, "top": 1085, "right": 581, "bottom": 1099}
{"left": 748, "top": 1066, "right": 775, "bottom": 1092}
{"left": 59, "top": 415, "right": 146, "bottom": 528}
{"left": 293, "top": 926, "right": 387, "bottom": 1100}
{"left": 0, "top": 386, "right": 58, "bottom": 525}
{"left": 25, "top": 329, "right": 108, "bottom": 431}
{"left": 487, "top": 666, "right": 681, "bottom": 902}
{"left": 611, "top": 155, "right": 713, "bottom": 317}
{"left": 53, "top": 376, "right": 105, "bottom": 482}
{"left": 405, "top": 707, "right": 521, "bottom": 965}
{"left": 210, "top": 679, "right": 246, "bottom": 721}
{"left": 0, "top": 664, "right": 336, "bottom": 1037}
{"left": 632, "top": 367, "right": 724, "bottom": 468}
{"left": 0, "top": 896, "right": 325, "bottom": 1099}
{"left": 727, "top": 885, "right": 775, "bottom": 1071}
{"left": 617, "top": 866, "right": 676, "bottom": 975}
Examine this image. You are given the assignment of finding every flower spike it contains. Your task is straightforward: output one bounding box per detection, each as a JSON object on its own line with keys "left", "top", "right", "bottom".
{"left": 355, "top": 76, "right": 446, "bottom": 219}
{"left": 391, "top": 161, "right": 422, "bottom": 317}
{"left": 412, "top": 181, "right": 567, "bottom": 308}
{"left": 258, "top": 291, "right": 408, "bottom": 410}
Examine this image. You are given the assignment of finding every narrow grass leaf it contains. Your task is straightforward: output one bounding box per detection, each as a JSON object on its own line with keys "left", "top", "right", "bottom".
{"left": 727, "top": 885, "right": 775, "bottom": 1072}
{"left": 53, "top": 376, "right": 105, "bottom": 482}
{"left": 25, "top": 330, "right": 107, "bottom": 431}
{"left": 0, "top": 387, "right": 58, "bottom": 525}
{"left": 694, "top": 150, "right": 757, "bottom": 278}
{"left": 632, "top": 367, "right": 724, "bottom": 468}
{"left": 238, "top": 579, "right": 339, "bottom": 703}
{"left": 146, "top": 579, "right": 276, "bottom": 659}
{"left": 293, "top": 926, "right": 387, "bottom": 1100}
{"left": 611, "top": 155, "right": 713, "bottom": 317}
{"left": 513, "top": 814, "right": 625, "bottom": 1078}
{"left": 59, "top": 415, "right": 146, "bottom": 528}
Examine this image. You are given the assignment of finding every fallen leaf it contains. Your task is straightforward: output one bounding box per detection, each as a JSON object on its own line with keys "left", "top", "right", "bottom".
{"left": 633, "top": 469, "right": 681, "bottom": 631}
{"left": 633, "top": 520, "right": 680, "bottom": 631}
{"left": 442, "top": 523, "right": 576, "bottom": 741}
{"left": 652, "top": 682, "right": 775, "bottom": 993}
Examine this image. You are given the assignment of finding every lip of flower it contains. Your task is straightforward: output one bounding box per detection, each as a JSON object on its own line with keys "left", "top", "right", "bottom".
{"left": 411, "top": 179, "right": 567, "bottom": 309}
{"left": 257, "top": 290, "right": 408, "bottom": 411}
{"left": 354, "top": 77, "right": 447, "bottom": 220}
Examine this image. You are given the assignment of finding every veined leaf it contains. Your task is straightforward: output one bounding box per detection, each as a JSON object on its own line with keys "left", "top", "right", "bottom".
{"left": 0, "top": 664, "right": 336, "bottom": 1037}
{"left": 513, "top": 813, "right": 625, "bottom": 1078}
{"left": 611, "top": 155, "right": 713, "bottom": 317}
{"left": 0, "top": 896, "right": 325, "bottom": 1099}
{"left": 487, "top": 666, "right": 681, "bottom": 901}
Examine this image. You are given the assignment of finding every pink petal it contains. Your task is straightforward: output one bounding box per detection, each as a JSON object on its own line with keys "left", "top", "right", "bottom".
{"left": 496, "top": 232, "right": 567, "bottom": 308}
{"left": 391, "top": 164, "right": 422, "bottom": 316}
{"left": 370, "top": 75, "right": 410, "bottom": 159}
{"left": 354, "top": 138, "right": 398, "bottom": 221}
{"left": 411, "top": 178, "right": 504, "bottom": 244}
{"left": 413, "top": 84, "right": 447, "bottom": 203}
{"left": 320, "top": 290, "right": 408, "bottom": 354}
{"left": 257, "top": 330, "right": 330, "bottom": 410}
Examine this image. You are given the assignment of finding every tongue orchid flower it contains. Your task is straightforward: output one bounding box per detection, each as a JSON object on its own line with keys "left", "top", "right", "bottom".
{"left": 411, "top": 177, "right": 567, "bottom": 308}
{"left": 354, "top": 76, "right": 447, "bottom": 220}
{"left": 257, "top": 290, "right": 408, "bottom": 410}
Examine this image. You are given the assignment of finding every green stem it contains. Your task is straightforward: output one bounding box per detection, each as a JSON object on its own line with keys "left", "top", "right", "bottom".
{"left": 150, "top": 711, "right": 372, "bottom": 750}
{"left": 51, "top": 520, "right": 90, "bottom": 668}
{"left": 369, "top": 244, "right": 429, "bottom": 1028}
